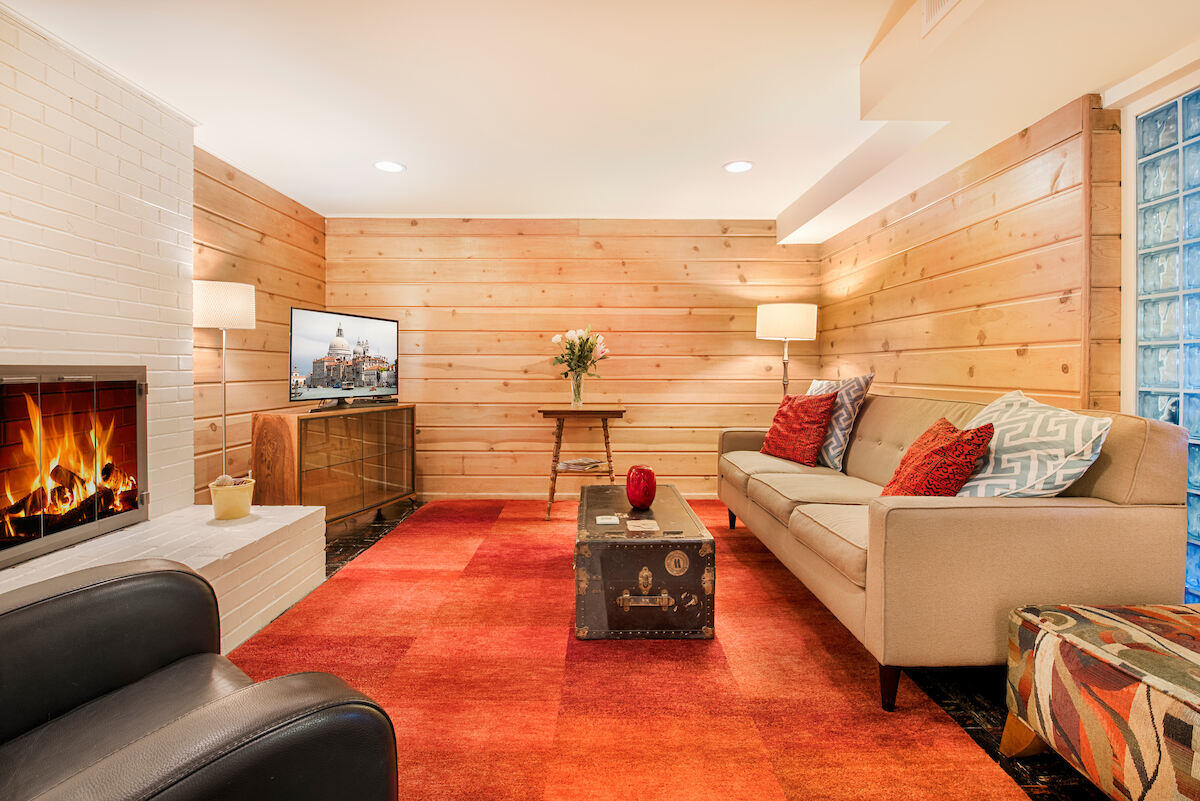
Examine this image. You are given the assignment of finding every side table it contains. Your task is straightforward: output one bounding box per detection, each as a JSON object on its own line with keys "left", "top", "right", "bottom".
{"left": 539, "top": 405, "right": 626, "bottom": 520}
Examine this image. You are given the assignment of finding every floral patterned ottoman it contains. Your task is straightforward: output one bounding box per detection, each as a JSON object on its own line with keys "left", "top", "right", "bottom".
{"left": 1005, "top": 603, "right": 1200, "bottom": 801}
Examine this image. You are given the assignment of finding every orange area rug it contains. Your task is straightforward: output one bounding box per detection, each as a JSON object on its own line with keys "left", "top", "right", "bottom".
{"left": 230, "top": 499, "right": 1029, "bottom": 800}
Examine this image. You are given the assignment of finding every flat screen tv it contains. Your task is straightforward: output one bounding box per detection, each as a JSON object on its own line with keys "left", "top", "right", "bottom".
{"left": 289, "top": 308, "right": 399, "bottom": 403}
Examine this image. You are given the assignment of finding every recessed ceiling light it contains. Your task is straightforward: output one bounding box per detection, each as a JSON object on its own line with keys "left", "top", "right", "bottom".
{"left": 374, "top": 160, "right": 406, "bottom": 173}
{"left": 723, "top": 160, "right": 754, "bottom": 173}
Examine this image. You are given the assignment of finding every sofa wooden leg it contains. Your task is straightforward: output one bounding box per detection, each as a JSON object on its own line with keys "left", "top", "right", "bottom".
{"left": 999, "top": 712, "right": 1048, "bottom": 758}
{"left": 879, "top": 664, "right": 901, "bottom": 711}
{"left": 727, "top": 510, "right": 736, "bottom": 529}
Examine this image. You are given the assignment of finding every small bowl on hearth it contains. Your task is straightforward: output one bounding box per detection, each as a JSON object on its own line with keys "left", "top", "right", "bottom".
{"left": 209, "top": 476, "right": 255, "bottom": 520}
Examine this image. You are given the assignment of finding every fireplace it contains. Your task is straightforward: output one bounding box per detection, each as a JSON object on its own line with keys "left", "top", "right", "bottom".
{"left": 0, "top": 366, "right": 148, "bottom": 569}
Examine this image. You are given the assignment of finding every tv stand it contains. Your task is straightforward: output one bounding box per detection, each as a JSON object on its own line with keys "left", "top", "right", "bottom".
{"left": 251, "top": 404, "right": 416, "bottom": 523}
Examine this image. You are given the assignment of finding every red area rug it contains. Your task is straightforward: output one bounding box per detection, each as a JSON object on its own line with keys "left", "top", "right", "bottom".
{"left": 230, "top": 499, "right": 1028, "bottom": 800}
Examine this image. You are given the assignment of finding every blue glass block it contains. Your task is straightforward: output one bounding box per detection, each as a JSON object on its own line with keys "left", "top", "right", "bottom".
{"left": 1186, "top": 243, "right": 1200, "bottom": 290}
{"left": 1190, "top": 493, "right": 1200, "bottom": 535}
{"left": 1139, "top": 198, "right": 1180, "bottom": 249}
{"left": 1139, "top": 102, "right": 1179, "bottom": 158}
{"left": 1141, "top": 248, "right": 1181, "bottom": 294}
{"left": 1140, "top": 150, "right": 1180, "bottom": 202}
{"left": 1187, "top": 589, "right": 1200, "bottom": 604}
{"left": 1186, "top": 142, "right": 1200, "bottom": 191}
{"left": 1142, "top": 344, "right": 1181, "bottom": 388}
{"left": 1186, "top": 344, "right": 1200, "bottom": 388}
{"left": 1187, "top": 191, "right": 1200, "bottom": 240}
{"left": 1180, "top": 345, "right": 1200, "bottom": 388}
{"left": 1140, "top": 390, "right": 1180, "bottom": 424}
{"left": 1189, "top": 442, "right": 1200, "bottom": 490}
{"left": 1185, "top": 89, "right": 1200, "bottom": 141}
{"left": 1139, "top": 296, "right": 1180, "bottom": 341}
{"left": 1188, "top": 537, "right": 1200, "bottom": 598}
{"left": 1188, "top": 537, "right": 1200, "bottom": 578}
{"left": 1186, "top": 294, "right": 1200, "bottom": 338}
{"left": 1185, "top": 393, "right": 1200, "bottom": 434}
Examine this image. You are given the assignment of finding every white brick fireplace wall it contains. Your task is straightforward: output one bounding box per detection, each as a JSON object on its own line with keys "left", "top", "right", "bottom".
{"left": 0, "top": 6, "right": 195, "bottom": 516}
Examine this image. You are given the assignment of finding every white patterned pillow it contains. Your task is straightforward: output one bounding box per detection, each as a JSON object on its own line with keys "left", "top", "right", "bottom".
{"left": 957, "top": 391, "right": 1111, "bottom": 498}
{"left": 806, "top": 374, "right": 874, "bottom": 471}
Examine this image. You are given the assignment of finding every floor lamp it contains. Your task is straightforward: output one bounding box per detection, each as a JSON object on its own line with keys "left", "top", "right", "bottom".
{"left": 193, "top": 280, "right": 257, "bottom": 476}
{"left": 756, "top": 303, "right": 817, "bottom": 394}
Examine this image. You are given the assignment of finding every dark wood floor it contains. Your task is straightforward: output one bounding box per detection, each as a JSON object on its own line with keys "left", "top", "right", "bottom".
{"left": 907, "top": 667, "right": 1105, "bottom": 800}
{"left": 323, "top": 504, "right": 1103, "bottom": 801}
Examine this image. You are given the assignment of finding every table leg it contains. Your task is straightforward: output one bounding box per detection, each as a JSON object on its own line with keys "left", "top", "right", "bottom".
{"left": 546, "top": 418, "right": 565, "bottom": 520}
{"left": 602, "top": 418, "right": 615, "bottom": 485}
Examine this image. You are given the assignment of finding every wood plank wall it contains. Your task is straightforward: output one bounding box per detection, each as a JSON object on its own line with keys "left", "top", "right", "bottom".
{"left": 192, "top": 149, "right": 326, "bottom": 502}
{"left": 323, "top": 220, "right": 819, "bottom": 499}
{"left": 816, "top": 95, "right": 1121, "bottom": 411}
{"left": 191, "top": 93, "right": 1123, "bottom": 503}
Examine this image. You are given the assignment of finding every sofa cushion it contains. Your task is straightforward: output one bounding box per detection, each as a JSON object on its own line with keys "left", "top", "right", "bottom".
{"left": 881, "top": 418, "right": 994, "bottom": 496}
{"left": 719, "top": 451, "right": 839, "bottom": 493}
{"left": 761, "top": 391, "right": 839, "bottom": 465}
{"left": 808, "top": 373, "right": 874, "bottom": 470}
{"left": 747, "top": 473, "right": 883, "bottom": 525}
{"left": 788, "top": 504, "right": 870, "bottom": 588}
{"left": 959, "top": 391, "right": 1111, "bottom": 498}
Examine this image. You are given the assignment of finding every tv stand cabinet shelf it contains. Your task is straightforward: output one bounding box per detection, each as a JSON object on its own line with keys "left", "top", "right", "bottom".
{"left": 251, "top": 404, "right": 415, "bottom": 523}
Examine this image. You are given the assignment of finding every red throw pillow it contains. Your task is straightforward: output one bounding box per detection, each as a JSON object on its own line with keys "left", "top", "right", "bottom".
{"left": 760, "top": 392, "right": 839, "bottom": 466}
{"left": 881, "top": 418, "right": 994, "bottom": 496}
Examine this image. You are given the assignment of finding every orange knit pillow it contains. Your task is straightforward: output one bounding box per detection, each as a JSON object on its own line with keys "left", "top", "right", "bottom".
{"left": 760, "top": 392, "right": 838, "bottom": 466}
{"left": 881, "top": 418, "right": 994, "bottom": 496}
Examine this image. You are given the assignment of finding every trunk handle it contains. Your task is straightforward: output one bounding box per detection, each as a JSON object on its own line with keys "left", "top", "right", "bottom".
{"left": 617, "top": 589, "right": 674, "bottom": 611}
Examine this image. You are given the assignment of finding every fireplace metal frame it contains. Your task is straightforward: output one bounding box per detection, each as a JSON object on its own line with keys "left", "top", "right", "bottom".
{"left": 0, "top": 365, "right": 149, "bottom": 570}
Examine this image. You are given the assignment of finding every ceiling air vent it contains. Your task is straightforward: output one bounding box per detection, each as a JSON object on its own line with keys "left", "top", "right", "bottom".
{"left": 921, "top": 0, "right": 961, "bottom": 36}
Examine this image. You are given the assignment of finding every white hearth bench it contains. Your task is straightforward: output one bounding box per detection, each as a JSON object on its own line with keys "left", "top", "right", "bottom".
{"left": 0, "top": 505, "right": 326, "bottom": 653}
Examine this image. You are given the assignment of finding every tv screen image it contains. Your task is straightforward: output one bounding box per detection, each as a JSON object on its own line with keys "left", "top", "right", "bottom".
{"left": 290, "top": 308, "right": 399, "bottom": 402}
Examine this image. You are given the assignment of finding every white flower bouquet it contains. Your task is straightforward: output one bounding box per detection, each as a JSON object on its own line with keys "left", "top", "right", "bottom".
{"left": 551, "top": 328, "right": 609, "bottom": 406}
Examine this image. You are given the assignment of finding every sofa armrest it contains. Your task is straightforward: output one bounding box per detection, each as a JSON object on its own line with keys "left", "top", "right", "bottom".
{"left": 0, "top": 559, "right": 219, "bottom": 743}
{"left": 719, "top": 428, "right": 768, "bottom": 455}
{"left": 863, "top": 496, "right": 1187, "bottom": 667}
{"left": 37, "top": 672, "right": 397, "bottom": 801}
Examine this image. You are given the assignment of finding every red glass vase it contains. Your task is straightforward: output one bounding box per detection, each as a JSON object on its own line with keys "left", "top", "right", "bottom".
{"left": 625, "top": 464, "right": 657, "bottom": 510}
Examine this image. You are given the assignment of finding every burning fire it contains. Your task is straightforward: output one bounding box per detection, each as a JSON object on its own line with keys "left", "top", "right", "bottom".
{"left": 2, "top": 392, "right": 137, "bottom": 540}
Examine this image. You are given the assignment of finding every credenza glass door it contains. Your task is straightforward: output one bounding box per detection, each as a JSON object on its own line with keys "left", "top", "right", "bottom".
{"left": 299, "top": 406, "right": 414, "bottom": 522}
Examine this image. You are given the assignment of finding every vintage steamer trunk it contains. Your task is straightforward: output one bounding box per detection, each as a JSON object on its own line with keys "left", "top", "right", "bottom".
{"left": 574, "top": 484, "right": 715, "bottom": 639}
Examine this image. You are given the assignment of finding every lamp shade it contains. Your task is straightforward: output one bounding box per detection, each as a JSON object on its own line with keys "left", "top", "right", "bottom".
{"left": 755, "top": 303, "right": 817, "bottom": 340}
{"left": 193, "top": 281, "right": 256, "bottom": 330}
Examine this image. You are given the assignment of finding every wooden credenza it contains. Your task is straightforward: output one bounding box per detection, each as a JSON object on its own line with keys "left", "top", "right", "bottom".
{"left": 251, "top": 404, "right": 415, "bottom": 522}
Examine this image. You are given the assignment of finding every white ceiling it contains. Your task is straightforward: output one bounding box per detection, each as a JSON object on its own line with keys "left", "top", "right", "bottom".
{"left": 6, "top": 0, "right": 894, "bottom": 221}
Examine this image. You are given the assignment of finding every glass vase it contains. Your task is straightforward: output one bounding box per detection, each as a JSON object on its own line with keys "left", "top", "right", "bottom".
{"left": 570, "top": 372, "right": 584, "bottom": 408}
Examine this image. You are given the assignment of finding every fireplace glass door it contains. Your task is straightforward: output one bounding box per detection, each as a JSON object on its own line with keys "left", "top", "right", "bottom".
{"left": 1, "top": 376, "right": 143, "bottom": 556}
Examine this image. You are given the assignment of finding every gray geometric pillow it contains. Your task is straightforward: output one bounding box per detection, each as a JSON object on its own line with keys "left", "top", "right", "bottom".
{"left": 806, "top": 374, "right": 874, "bottom": 471}
{"left": 957, "top": 391, "right": 1112, "bottom": 498}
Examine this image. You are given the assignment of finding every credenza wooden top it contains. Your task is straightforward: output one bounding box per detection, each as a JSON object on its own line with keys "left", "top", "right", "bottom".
{"left": 255, "top": 403, "right": 416, "bottom": 421}
{"left": 538, "top": 404, "right": 626, "bottom": 419}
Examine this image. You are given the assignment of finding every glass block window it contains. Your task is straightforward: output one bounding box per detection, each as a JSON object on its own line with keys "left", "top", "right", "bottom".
{"left": 1137, "top": 87, "right": 1200, "bottom": 602}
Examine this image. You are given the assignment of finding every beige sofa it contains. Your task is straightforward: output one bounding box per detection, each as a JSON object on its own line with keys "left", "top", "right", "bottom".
{"left": 718, "top": 393, "right": 1188, "bottom": 710}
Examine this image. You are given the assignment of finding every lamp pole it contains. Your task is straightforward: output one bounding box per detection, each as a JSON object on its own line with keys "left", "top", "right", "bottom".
{"left": 781, "top": 338, "right": 790, "bottom": 395}
{"left": 221, "top": 327, "right": 228, "bottom": 475}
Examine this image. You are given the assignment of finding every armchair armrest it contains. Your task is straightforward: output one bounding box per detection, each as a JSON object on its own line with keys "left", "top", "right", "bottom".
{"left": 0, "top": 559, "right": 219, "bottom": 743}
{"left": 38, "top": 672, "right": 398, "bottom": 801}
{"left": 719, "top": 428, "right": 768, "bottom": 455}
{"left": 863, "top": 496, "right": 1186, "bottom": 667}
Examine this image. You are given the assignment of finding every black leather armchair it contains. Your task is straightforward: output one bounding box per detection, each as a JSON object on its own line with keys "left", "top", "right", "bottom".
{"left": 0, "top": 559, "right": 397, "bottom": 801}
